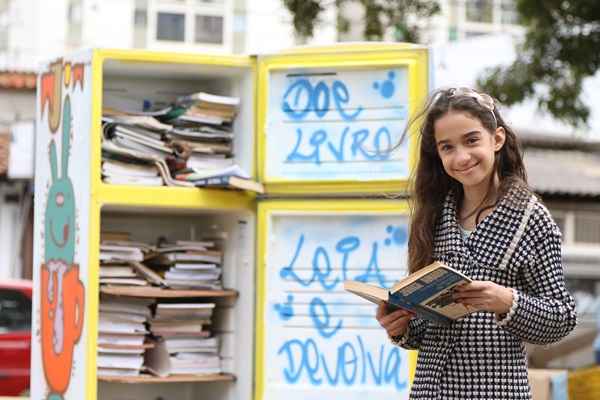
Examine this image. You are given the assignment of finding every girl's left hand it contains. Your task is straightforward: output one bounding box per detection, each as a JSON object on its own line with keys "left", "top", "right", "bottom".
{"left": 453, "top": 281, "right": 514, "bottom": 315}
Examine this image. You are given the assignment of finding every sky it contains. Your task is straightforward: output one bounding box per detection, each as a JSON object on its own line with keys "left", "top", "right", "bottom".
{"left": 432, "top": 33, "right": 600, "bottom": 138}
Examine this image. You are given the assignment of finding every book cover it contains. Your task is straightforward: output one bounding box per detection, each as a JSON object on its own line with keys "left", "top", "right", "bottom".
{"left": 191, "top": 175, "right": 265, "bottom": 194}
{"left": 176, "top": 92, "right": 241, "bottom": 108}
{"left": 179, "top": 164, "right": 250, "bottom": 181}
{"left": 343, "top": 261, "right": 474, "bottom": 325}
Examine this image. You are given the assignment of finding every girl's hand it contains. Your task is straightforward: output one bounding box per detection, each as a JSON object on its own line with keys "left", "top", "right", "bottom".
{"left": 453, "top": 280, "right": 514, "bottom": 315}
{"left": 376, "top": 303, "right": 414, "bottom": 338}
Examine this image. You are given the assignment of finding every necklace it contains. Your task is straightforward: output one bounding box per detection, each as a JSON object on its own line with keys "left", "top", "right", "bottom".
{"left": 459, "top": 199, "right": 499, "bottom": 225}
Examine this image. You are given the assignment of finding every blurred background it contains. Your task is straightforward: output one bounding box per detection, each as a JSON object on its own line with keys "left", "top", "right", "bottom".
{"left": 0, "top": 0, "right": 599, "bottom": 397}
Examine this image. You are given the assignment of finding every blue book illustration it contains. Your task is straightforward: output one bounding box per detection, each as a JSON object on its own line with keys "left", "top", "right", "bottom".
{"left": 344, "top": 261, "right": 474, "bottom": 325}
{"left": 191, "top": 174, "right": 264, "bottom": 193}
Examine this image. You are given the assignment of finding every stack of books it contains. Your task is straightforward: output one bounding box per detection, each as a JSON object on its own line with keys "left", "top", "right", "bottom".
{"left": 166, "top": 337, "right": 221, "bottom": 375}
{"left": 167, "top": 92, "right": 238, "bottom": 166}
{"left": 99, "top": 239, "right": 155, "bottom": 287}
{"left": 97, "top": 295, "right": 152, "bottom": 377}
{"left": 150, "top": 302, "right": 214, "bottom": 336}
{"left": 145, "top": 303, "right": 222, "bottom": 376}
{"left": 100, "top": 90, "right": 265, "bottom": 192}
{"left": 102, "top": 158, "right": 163, "bottom": 187}
{"left": 145, "top": 240, "right": 224, "bottom": 290}
{"left": 101, "top": 113, "right": 175, "bottom": 186}
{"left": 100, "top": 241, "right": 146, "bottom": 262}
{"left": 99, "top": 262, "right": 144, "bottom": 287}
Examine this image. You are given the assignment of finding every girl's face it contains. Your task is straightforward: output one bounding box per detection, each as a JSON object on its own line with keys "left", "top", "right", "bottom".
{"left": 433, "top": 111, "right": 505, "bottom": 191}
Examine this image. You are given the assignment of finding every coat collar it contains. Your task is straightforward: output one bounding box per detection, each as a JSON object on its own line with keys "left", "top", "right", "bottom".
{"left": 433, "top": 185, "right": 530, "bottom": 269}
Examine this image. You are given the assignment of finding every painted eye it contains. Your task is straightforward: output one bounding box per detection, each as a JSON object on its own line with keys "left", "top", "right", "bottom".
{"left": 56, "top": 193, "right": 64, "bottom": 206}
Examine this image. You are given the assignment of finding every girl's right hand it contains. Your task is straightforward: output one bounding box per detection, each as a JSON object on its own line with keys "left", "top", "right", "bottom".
{"left": 376, "top": 303, "right": 414, "bottom": 338}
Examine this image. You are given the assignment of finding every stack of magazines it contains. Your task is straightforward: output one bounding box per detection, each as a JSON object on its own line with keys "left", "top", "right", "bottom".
{"left": 97, "top": 295, "right": 152, "bottom": 377}
{"left": 145, "top": 239, "right": 223, "bottom": 290}
{"left": 145, "top": 303, "right": 222, "bottom": 376}
{"left": 99, "top": 239, "right": 156, "bottom": 287}
{"left": 168, "top": 91, "right": 237, "bottom": 167}
{"left": 166, "top": 336, "right": 221, "bottom": 375}
{"left": 100, "top": 91, "right": 261, "bottom": 192}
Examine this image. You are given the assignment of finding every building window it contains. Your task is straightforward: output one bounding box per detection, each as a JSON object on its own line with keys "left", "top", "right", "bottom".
{"left": 0, "top": 26, "right": 8, "bottom": 53}
{"left": 157, "top": 11, "right": 185, "bottom": 41}
{"left": 0, "top": 0, "right": 9, "bottom": 14}
{"left": 0, "top": 289, "right": 31, "bottom": 333}
{"left": 466, "top": 0, "right": 493, "bottom": 23}
{"left": 148, "top": 0, "right": 229, "bottom": 48}
{"left": 553, "top": 214, "right": 566, "bottom": 237}
{"left": 195, "top": 14, "right": 222, "bottom": 44}
{"left": 448, "top": 0, "right": 522, "bottom": 41}
{"left": 0, "top": 0, "right": 10, "bottom": 52}
{"left": 500, "top": 0, "right": 519, "bottom": 25}
{"left": 67, "top": 0, "right": 82, "bottom": 46}
{"left": 465, "top": 31, "right": 489, "bottom": 38}
{"left": 575, "top": 213, "right": 600, "bottom": 244}
{"left": 448, "top": 26, "right": 458, "bottom": 41}
{"left": 134, "top": 5, "right": 148, "bottom": 48}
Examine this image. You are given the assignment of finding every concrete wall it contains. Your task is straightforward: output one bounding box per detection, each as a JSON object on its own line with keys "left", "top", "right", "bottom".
{"left": 2, "top": 0, "right": 67, "bottom": 70}
{"left": 81, "top": 0, "right": 135, "bottom": 49}
{"left": 0, "top": 182, "right": 27, "bottom": 280}
{"left": 0, "top": 89, "right": 35, "bottom": 129}
{"left": 244, "top": 0, "right": 337, "bottom": 54}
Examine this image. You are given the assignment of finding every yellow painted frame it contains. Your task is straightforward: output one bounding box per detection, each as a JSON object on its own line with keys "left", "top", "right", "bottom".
{"left": 254, "top": 198, "right": 418, "bottom": 400}
{"left": 78, "top": 46, "right": 426, "bottom": 399}
{"left": 256, "top": 43, "right": 428, "bottom": 195}
{"left": 85, "top": 49, "right": 256, "bottom": 398}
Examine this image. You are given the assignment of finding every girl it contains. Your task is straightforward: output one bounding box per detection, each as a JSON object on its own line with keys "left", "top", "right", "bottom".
{"left": 376, "top": 87, "right": 577, "bottom": 399}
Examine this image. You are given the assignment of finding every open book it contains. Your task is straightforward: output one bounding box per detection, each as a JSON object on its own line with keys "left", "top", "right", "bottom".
{"left": 343, "top": 261, "right": 474, "bottom": 325}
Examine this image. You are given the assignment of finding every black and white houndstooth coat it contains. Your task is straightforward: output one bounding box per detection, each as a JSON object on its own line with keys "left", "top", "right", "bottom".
{"left": 393, "top": 185, "right": 577, "bottom": 399}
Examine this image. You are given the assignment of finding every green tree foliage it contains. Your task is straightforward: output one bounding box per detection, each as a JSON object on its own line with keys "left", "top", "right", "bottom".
{"left": 282, "top": 0, "right": 325, "bottom": 39}
{"left": 282, "top": 0, "right": 439, "bottom": 43}
{"left": 478, "top": 1, "right": 600, "bottom": 128}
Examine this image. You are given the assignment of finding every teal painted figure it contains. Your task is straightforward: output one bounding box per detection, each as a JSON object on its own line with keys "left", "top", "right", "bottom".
{"left": 45, "top": 96, "right": 75, "bottom": 264}
{"left": 40, "top": 94, "right": 85, "bottom": 400}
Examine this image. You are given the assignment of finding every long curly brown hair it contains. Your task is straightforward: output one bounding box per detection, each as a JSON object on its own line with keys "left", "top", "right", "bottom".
{"left": 407, "top": 88, "right": 529, "bottom": 273}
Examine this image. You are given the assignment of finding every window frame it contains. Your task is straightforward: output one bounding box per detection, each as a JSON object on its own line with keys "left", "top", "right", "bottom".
{"left": 0, "top": 287, "right": 32, "bottom": 334}
{"left": 447, "top": 0, "right": 524, "bottom": 41}
{"left": 548, "top": 208, "right": 600, "bottom": 247}
{"left": 573, "top": 211, "right": 600, "bottom": 245}
{"left": 145, "top": 0, "right": 232, "bottom": 52}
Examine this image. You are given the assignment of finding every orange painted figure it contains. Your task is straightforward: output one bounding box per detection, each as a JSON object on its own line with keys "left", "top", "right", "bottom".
{"left": 71, "top": 63, "right": 85, "bottom": 91}
{"left": 40, "top": 264, "right": 84, "bottom": 395}
{"left": 39, "top": 61, "right": 63, "bottom": 134}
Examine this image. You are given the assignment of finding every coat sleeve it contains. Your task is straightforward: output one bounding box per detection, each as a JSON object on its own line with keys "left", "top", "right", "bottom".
{"left": 390, "top": 318, "right": 429, "bottom": 350}
{"left": 496, "top": 227, "right": 577, "bottom": 344}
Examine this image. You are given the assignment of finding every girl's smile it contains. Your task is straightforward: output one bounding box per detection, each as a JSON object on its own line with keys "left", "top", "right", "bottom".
{"left": 454, "top": 162, "right": 479, "bottom": 174}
